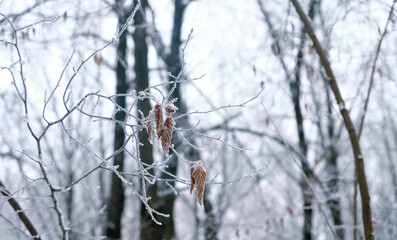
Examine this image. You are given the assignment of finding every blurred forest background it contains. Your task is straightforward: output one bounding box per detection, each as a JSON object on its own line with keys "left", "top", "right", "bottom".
{"left": 1, "top": 0, "right": 397, "bottom": 239}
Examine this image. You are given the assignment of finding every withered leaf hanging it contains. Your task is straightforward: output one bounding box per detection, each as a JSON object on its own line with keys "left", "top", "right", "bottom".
{"left": 190, "top": 165, "right": 207, "bottom": 206}
{"left": 154, "top": 104, "right": 163, "bottom": 139}
{"left": 161, "top": 117, "right": 174, "bottom": 155}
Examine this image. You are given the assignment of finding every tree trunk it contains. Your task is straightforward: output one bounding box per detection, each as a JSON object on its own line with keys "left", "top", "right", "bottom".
{"left": 290, "top": 1, "right": 317, "bottom": 238}
{"left": 131, "top": 1, "right": 164, "bottom": 239}
{"left": 66, "top": 163, "right": 75, "bottom": 240}
{"left": 324, "top": 89, "right": 344, "bottom": 239}
{"left": 166, "top": 1, "right": 219, "bottom": 238}
{"left": 138, "top": 0, "right": 188, "bottom": 238}
{"left": 144, "top": 1, "right": 189, "bottom": 238}
{"left": 142, "top": 1, "right": 219, "bottom": 238}
{"left": 105, "top": 1, "right": 128, "bottom": 238}
{"left": 292, "top": 40, "right": 312, "bottom": 240}
{"left": 291, "top": 49, "right": 312, "bottom": 239}
{"left": 167, "top": 1, "right": 219, "bottom": 239}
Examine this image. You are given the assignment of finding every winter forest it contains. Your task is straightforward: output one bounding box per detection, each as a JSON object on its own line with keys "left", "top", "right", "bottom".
{"left": 1, "top": 0, "right": 397, "bottom": 239}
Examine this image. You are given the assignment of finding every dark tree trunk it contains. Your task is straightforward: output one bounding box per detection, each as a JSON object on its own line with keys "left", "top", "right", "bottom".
{"left": 140, "top": 0, "right": 218, "bottom": 238}
{"left": 166, "top": 2, "right": 219, "bottom": 239}
{"left": 138, "top": 0, "right": 186, "bottom": 238}
{"left": 292, "top": 53, "right": 312, "bottom": 240}
{"left": 167, "top": 0, "right": 186, "bottom": 86}
{"left": 290, "top": 2, "right": 321, "bottom": 239}
{"left": 145, "top": 1, "right": 189, "bottom": 239}
{"left": 131, "top": 1, "right": 164, "bottom": 239}
{"left": 105, "top": 1, "right": 128, "bottom": 238}
{"left": 324, "top": 87, "right": 345, "bottom": 239}
{"left": 292, "top": 5, "right": 313, "bottom": 239}
{"left": 133, "top": 1, "right": 188, "bottom": 239}
{"left": 66, "top": 163, "right": 75, "bottom": 240}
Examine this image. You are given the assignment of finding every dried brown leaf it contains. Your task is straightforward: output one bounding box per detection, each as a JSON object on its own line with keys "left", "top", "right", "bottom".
{"left": 154, "top": 104, "right": 163, "bottom": 138}
{"left": 190, "top": 165, "right": 207, "bottom": 206}
{"left": 161, "top": 117, "right": 174, "bottom": 154}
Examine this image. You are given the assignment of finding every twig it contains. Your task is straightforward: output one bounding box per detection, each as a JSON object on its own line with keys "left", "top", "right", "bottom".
{"left": 16, "top": 16, "right": 59, "bottom": 32}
